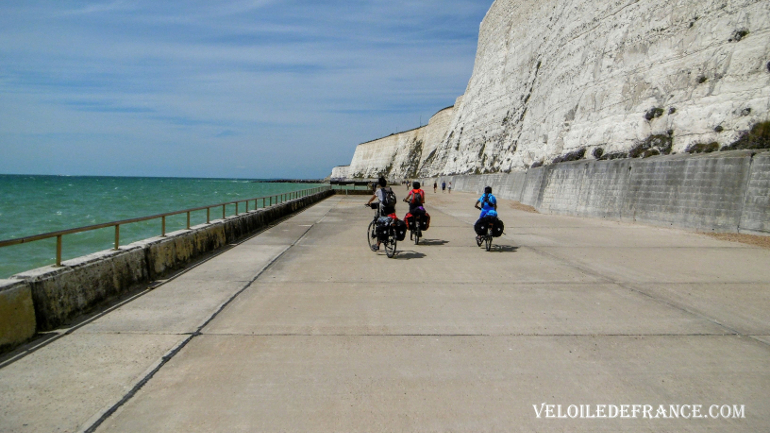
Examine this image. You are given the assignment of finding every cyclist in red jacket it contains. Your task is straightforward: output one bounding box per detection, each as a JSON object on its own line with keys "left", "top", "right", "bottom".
{"left": 403, "top": 181, "right": 428, "bottom": 232}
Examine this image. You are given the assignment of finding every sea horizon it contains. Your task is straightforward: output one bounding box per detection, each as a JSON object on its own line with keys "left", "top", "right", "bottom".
{"left": 0, "top": 172, "right": 326, "bottom": 181}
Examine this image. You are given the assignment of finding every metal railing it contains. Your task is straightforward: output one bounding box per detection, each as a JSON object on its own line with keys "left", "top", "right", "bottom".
{"left": 0, "top": 185, "right": 331, "bottom": 267}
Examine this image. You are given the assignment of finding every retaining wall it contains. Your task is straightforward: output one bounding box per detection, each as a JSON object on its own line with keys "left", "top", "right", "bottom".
{"left": 0, "top": 189, "right": 334, "bottom": 352}
{"left": 424, "top": 151, "right": 770, "bottom": 234}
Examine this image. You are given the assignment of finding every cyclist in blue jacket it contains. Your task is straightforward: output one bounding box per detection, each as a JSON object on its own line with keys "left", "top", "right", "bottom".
{"left": 474, "top": 186, "right": 498, "bottom": 243}
{"left": 474, "top": 186, "right": 497, "bottom": 218}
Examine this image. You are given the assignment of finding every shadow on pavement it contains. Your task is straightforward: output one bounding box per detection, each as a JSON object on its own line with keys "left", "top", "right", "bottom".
{"left": 394, "top": 251, "right": 427, "bottom": 260}
{"left": 488, "top": 245, "right": 519, "bottom": 253}
{"left": 416, "top": 239, "right": 449, "bottom": 246}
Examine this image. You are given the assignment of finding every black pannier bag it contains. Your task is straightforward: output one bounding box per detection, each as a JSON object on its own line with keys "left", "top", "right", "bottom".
{"left": 492, "top": 218, "right": 504, "bottom": 237}
{"left": 395, "top": 219, "right": 407, "bottom": 241}
{"left": 474, "top": 215, "right": 501, "bottom": 236}
{"left": 419, "top": 213, "right": 430, "bottom": 231}
{"left": 376, "top": 216, "right": 392, "bottom": 240}
{"left": 474, "top": 217, "right": 488, "bottom": 236}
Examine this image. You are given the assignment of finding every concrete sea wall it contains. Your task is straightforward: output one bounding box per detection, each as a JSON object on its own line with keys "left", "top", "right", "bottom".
{"left": 424, "top": 150, "right": 770, "bottom": 234}
{"left": 0, "top": 189, "right": 334, "bottom": 352}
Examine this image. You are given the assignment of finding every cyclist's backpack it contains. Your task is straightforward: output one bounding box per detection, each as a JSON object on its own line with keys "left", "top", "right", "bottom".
{"left": 481, "top": 193, "right": 493, "bottom": 208}
{"left": 410, "top": 190, "right": 423, "bottom": 206}
{"left": 381, "top": 187, "right": 396, "bottom": 208}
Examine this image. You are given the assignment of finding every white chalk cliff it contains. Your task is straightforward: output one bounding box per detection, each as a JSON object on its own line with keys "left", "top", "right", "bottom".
{"left": 333, "top": 0, "right": 770, "bottom": 178}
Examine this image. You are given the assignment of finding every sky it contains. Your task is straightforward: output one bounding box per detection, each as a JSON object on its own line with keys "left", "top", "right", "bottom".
{"left": 0, "top": 0, "right": 492, "bottom": 179}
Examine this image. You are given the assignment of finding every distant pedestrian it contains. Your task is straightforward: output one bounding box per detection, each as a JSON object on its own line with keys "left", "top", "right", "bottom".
{"left": 442, "top": 181, "right": 446, "bottom": 193}
{"left": 433, "top": 180, "right": 437, "bottom": 193}
{"left": 448, "top": 182, "right": 452, "bottom": 194}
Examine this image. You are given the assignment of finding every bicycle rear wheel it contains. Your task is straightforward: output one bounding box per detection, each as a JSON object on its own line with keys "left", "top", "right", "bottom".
{"left": 385, "top": 228, "right": 397, "bottom": 258}
{"left": 414, "top": 228, "right": 420, "bottom": 245}
{"left": 485, "top": 229, "right": 492, "bottom": 251}
{"left": 367, "top": 221, "right": 377, "bottom": 252}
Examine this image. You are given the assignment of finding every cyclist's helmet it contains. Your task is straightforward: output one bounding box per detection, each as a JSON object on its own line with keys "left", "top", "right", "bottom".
{"left": 484, "top": 186, "right": 492, "bottom": 194}
{"left": 413, "top": 181, "right": 420, "bottom": 189}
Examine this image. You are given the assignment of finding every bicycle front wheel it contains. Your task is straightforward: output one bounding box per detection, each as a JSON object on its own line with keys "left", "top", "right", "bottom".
{"left": 367, "top": 221, "right": 377, "bottom": 252}
{"left": 385, "top": 229, "right": 397, "bottom": 258}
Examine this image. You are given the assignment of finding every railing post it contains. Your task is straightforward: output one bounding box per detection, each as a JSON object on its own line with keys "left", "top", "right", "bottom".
{"left": 246, "top": 200, "right": 249, "bottom": 212}
{"left": 114, "top": 225, "right": 120, "bottom": 250}
{"left": 223, "top": 204, "right": 226, "bottom": 219}
{"left": 187, "top": 212, "right": 191, "bottom": 229}
{"left": 162, "top": 216, "right": 166, "bottom": 236}
{"left": 207, "top": 208, "right": 210, "bottom": 224}
{"left": 56, "top": 235, "right": 62, "bottom": 266}
{"left": 236, "top": 202, "right": 239, "bottom": 216}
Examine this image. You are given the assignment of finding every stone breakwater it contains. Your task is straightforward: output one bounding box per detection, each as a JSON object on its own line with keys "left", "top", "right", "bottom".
{"left": 333, "top": 0, "right": 770, "bottom": 179}
{"left": 0, "top": 190, "right": 335, "bottom": 353}
{"left": 422, "top": 150, "right": 770, "bottom": 235}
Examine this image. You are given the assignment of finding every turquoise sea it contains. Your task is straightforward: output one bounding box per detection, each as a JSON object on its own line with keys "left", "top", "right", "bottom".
{"left": 0, "top": 175, "right": 325, "bottom": 278}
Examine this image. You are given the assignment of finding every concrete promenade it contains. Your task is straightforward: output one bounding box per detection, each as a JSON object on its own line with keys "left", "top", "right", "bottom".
{"left": 1, "top": 191, "right": 769, "bottom": 432}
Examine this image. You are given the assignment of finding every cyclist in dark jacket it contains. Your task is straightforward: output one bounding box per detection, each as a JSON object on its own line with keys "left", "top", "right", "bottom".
{"left": 366, "top": 177, "right": 396, "bottom": 251}
{"left": 366, "top": 177, "right": 396, "bottom": 217}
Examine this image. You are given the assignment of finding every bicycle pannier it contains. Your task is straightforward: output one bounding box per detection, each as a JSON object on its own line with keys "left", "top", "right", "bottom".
{"left": 420, "top": 213, "right": 430, "bottom": 231}
{"left": 376, "top": 216, "right": 392, "bottom": 240}
{"left": 492, "top": 219, "right": 504, "bottom": 237}
{"left": 395, "top": 219, "right": 407, "bottom": 241}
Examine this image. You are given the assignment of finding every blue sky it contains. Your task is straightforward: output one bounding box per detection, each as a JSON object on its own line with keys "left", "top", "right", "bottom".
{"left": 0, "top": 0, "right": 492, "bottom": 179}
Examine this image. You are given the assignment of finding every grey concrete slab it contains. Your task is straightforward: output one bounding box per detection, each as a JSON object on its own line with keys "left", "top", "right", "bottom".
{"left": 632, "top": 283, "right": 770, "bottom": 335}
{"left": 180, "top": 244, "right": 289, "bottom": 282}
{"left": 259, "top": 244, "right": 603, "bottom": 284}
{"left": 508, "top": 226, "right": 747, "bottom": 248}
{"left": 278, "top": 197, "right": 343, "bottom": 223}
{"left": 206, "top": 282, "right": 726, "bottom": 336}
{"left": 96, "top": 335, "right": 770, "bottom": 433}
{"left": 539, "top": 246, "right": 770, "bottom": 284}
{"left": 0, "top": 333, "right": 185, "bottom": 433}
{"left": 242, "top": 223, "right": 312, "bottom": 246}
{"left": 754, "top": 336, "right": 770, "bottom": 345}
{"left": 80, "top": 279, "right": 248, "bottom": 334}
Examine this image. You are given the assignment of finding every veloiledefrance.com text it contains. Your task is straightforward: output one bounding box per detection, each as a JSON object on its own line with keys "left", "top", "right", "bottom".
{"left": 533, "top": 403, "right": 745, "bottom": 419}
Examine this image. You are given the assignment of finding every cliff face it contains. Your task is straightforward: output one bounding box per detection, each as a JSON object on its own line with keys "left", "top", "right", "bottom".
{"left": 344, "top": 105, "right": 456, "bottom": 179}
{"left": 333, "top": 0, "right": 770, "bottom": 178}
{"left": 423, "top": 0, "right": 770, "bottom": 175}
